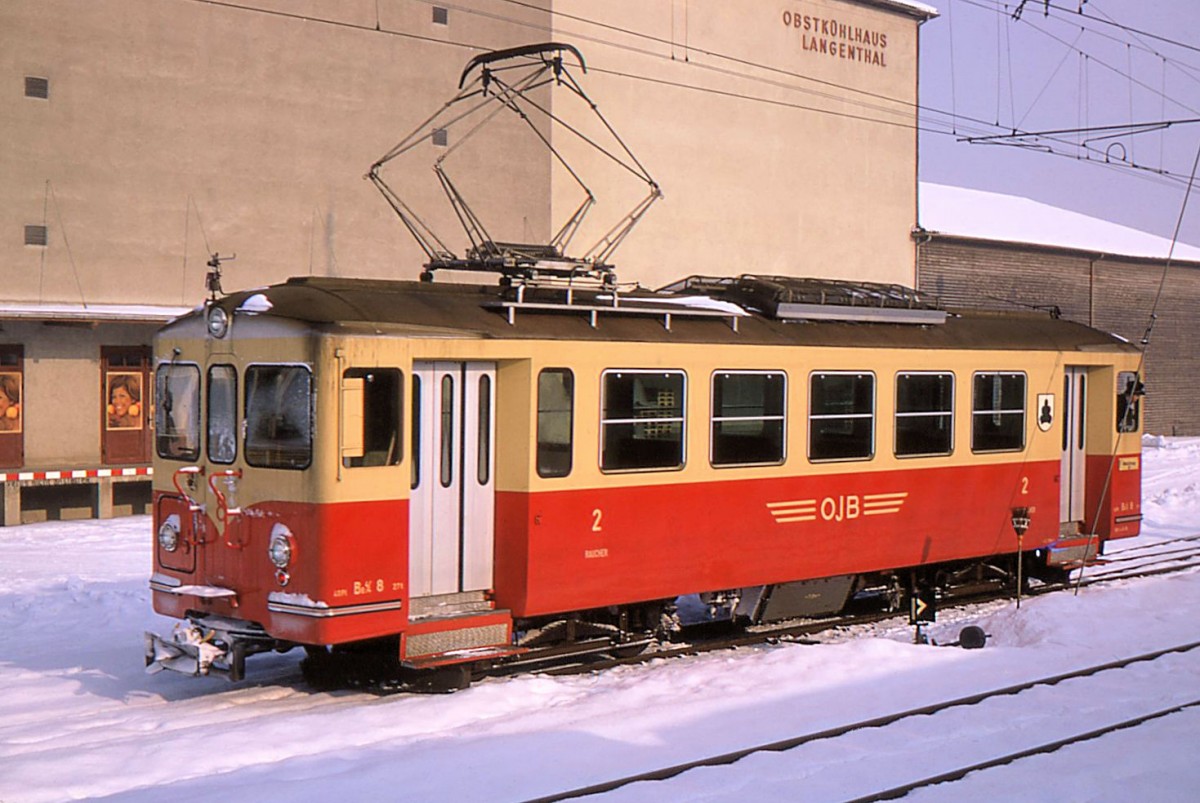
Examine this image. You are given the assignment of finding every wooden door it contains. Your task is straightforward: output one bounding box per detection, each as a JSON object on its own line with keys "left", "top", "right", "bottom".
{"left": 0, "top": 345, "right": 24, "bottom": 468}
{"left": 101, "top": 346, "right": 151, "bottom": 464}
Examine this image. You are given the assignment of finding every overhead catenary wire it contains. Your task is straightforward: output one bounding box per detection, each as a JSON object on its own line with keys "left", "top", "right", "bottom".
{"left": 1074, "top": 135, "right": 1200, "bottom": 594}
{"left": 174, "top": 0, "right": 1200, "bottom": 195}
{"left": 959, "top": 0, "right": 1200, "bottom": 117}
{"left": 971, "top": 0, "right": 1200, "bottom": 59}
{"left": 181, "top": 0, "right": 1200, "bottom": 152}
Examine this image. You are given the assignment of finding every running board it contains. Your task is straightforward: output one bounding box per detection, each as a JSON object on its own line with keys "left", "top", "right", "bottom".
{"left": 400, "top": 609, "right": 517, "bottom": 668}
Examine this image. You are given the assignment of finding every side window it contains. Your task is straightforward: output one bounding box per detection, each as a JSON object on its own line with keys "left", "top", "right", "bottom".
{"left": 537, "top": 368, "right": 574, "bottom": 478}
{"left": 972, "top": 372, "right": 1026, "bottom": 452}
{"left": 342, "top": 368, "right": 402, "bottom": 468}
{"left": 711, "top": 371, "right": 786, "bottom": 466}
{"left": 207, "top": 365, "right": 238, "bottom": 464}
{"left": 155, "top": 364, "right": 201, "bottom": 462}
{"left": 809, "top": 372, "right": 875, "bottom": 461}
{"left": 895, "top": 372, "right": 954, "bottom": 457}
{"left": 1116, "top": 371, "right": 1142, "bottom": 433}
{"left": 244, "top": 365, "right": 312, "bottom": 470}
{"left": 601, "top": 370, "right": 685, "bottom": 472}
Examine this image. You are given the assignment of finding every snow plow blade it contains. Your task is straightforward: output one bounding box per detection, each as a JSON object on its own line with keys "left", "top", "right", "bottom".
{"left": 144, "top": 626, "right": 246, "bottom": 681}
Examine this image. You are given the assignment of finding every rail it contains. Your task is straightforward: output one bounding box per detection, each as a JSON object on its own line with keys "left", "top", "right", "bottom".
{"left": 521, "top": 640, "right": 1200, "bottom": 802}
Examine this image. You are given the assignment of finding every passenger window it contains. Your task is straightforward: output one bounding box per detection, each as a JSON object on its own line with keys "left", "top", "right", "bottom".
{"left": 155, "top": 364, "right": 201, "bottom": 462}
{"left": 411, "top": 375, "right": 422, "bottom": 489}
{"left": 244, "top": 365, "right": 312, "bottom": 470}
{"left": 207, "top": 365, "right": 237, "bottom": 464}
{"left": 1116, "top": 371, "right": 1143, "bottom": 433}
{"left": 809, "top": 372, "right": 875, "bottom": 461}
{"left": 711, "top": 371, "right": 786, "bottom": 466}
{"left": 971, "top": 372, "right": 1026, "bottom": 452}
{"left": 342, "top": 369, "right": 402, "bottom": 468}
{"left": 895, "top": 372, "right": 954, "bottom": 457}
{"left": 601, "top": 370, "right": 685, "bottom": 472}
{"left": 537, "top": 368, "right": 574, "bottom": 478}
{"left": 440, "top": 373, "right": 454, "bottom": 488}
{"left": 477, "top": 374, "right": 491, "bottom": 485}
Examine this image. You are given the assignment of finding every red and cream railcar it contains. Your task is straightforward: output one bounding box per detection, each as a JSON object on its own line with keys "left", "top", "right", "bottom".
{"left": 145, "top": 275, "right": 1143, "bottom": 682}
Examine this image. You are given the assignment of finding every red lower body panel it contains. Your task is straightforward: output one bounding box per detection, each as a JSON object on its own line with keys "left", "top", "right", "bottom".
{"left": 496, "top": 460, "right": 1065, "bottom": 617}
{"left": 1087, "top": 453, "right": 1142, "bottom": 540}
{"left": 152, "top": 493, "right": 408, "bottom": 646}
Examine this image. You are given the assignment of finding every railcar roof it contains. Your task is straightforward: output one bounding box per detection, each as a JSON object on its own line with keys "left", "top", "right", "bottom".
{"left": 184, "top": 276, "right": 1139, "bottom": 353}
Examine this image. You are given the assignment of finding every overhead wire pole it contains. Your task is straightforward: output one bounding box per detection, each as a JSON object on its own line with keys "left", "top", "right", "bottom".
{"left": 1073, "top": 136, "right": 1200, "bottom": 595}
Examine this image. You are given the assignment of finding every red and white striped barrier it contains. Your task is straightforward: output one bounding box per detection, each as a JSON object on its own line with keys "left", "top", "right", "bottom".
{"left": 0, "top": 466, "right": 153, "bottom": 482}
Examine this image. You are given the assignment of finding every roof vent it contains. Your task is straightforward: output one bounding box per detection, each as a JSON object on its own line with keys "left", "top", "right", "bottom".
{"left": 664, "top": 275, "right": 946, "bottom": 325}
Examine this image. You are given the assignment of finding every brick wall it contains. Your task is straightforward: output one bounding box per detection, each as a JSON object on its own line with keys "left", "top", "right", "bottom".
{"left": 918, "top": 237, "right": 1200, "bottom": 435}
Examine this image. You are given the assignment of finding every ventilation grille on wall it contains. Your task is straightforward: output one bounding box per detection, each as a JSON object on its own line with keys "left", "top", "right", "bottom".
{"left": 432, "top": 6, "right": 448, "bottom": 25}
{"left": 25, "top": 76, "right": 49, "bottom": 99}
{"left": 24, "top": 225, "right": 48, "bottom": 246}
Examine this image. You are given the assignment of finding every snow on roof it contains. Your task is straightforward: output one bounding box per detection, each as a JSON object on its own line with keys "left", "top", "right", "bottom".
{"left": 918, "top": 182, "right": 1200, "bottom": 263}
{"left": 869, "top": 0, "right": 939, "bottom": 19}
{"left": 0, "top": 302, "right": 194, "bottom": 323}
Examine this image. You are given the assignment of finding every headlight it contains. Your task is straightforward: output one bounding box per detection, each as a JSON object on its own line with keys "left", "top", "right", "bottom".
{"left": 268, "top": 526, "right": 294, "bottom": 569}
{"left": 158, "top": 517, "right": 180, "bottom": 552}
{"left": 206, "top": 305, "right": 229, "bottom": 338}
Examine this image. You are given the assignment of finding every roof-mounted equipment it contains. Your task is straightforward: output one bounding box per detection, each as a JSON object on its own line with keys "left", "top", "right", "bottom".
{"left": 662, "top": 275, "right": 947, "bottom": 325}
{"left": 367, "top": 43, "right": 661, "bottom": 286}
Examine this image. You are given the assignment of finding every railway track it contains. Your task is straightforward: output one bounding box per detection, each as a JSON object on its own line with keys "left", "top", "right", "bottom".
{"left": 849, "top": 697, "right": 1200, "bottom": 801}
{"left": 520, "top": 640, "right": 1200, "bottom": 803}
{"left": 480, "top": 537, "right": 1200, "bottom": 683}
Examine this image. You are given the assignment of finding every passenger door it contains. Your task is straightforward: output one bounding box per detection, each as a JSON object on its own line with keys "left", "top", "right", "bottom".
{"left": 1060, "top": 367, "right": 1087, "bottom": 527}
{"left": 409, "top": 361, "right": 496, "bottom": 598}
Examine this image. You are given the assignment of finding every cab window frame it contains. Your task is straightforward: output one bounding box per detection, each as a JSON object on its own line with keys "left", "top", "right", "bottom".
{"left": 243, "top": 362, "right": 314, "bottom": 471}
{"left": 155, "top": 361, "right": 202, "bottom": 463}
{"left": 206, "top": 364, "right": 238, "bottom": 465}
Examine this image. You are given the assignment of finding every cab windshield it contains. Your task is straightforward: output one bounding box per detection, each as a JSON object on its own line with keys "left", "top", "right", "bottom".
{"left": 155, "top": 364, "right": 201, "bottom": 461}
{"left": 245, "top": 365, "right": 312, "bottom": 470}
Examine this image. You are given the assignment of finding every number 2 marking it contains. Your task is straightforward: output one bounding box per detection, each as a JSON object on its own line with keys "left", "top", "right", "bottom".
{"left": 1021, "top": 477, "right": 1029, "bottom": 495}
{"left": 592, "top": 508, "right": 603, "bottom": 532}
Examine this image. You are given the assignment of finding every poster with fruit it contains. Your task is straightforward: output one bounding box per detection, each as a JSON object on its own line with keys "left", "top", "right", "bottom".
{"left": 106, "top": 372, "right": 143, "bottom": 430}
{"left": 0, "top": 372, "right": 20, "bottom": 434}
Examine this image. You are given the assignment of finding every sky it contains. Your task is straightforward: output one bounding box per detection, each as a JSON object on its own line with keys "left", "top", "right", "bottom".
{"left": 1, "top": 436, "right": 1198, "bottom": 801}
{"left": 918, "top": 0, "right": 1200, "bottom": 247}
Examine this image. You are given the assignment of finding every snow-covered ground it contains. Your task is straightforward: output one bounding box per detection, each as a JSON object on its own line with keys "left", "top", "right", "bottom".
{"left": 2, "top": 439, "right": 1199, "bottom": 802}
